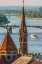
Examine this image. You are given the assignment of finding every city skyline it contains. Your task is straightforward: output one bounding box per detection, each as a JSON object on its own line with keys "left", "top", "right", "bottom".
{"left": 0, "top": 0, "right": 42, "bottom": 6}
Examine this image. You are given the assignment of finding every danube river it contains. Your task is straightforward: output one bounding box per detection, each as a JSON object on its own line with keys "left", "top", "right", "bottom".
{"left": 0, "top": 16, "right": 42, "bottom": 54}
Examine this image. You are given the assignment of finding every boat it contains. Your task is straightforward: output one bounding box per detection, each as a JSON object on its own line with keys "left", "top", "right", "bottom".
{"left": 30, "top": 34, "right": 38, "bottom": 39}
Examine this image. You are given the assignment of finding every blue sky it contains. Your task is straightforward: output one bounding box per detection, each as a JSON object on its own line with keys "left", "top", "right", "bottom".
{"left": 0, "top": 0, "right": 42, "bottom": 6}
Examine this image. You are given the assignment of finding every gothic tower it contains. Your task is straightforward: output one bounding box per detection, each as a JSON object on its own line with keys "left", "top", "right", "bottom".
{"left": 18, "top": 0, "right": 28, "bottom": 54}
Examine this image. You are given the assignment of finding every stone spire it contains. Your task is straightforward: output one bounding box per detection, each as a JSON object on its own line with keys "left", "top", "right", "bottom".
{"left": 22, "top": 0, "right": 24, "bottom": 7}
{"left": 20, "top": 0, "right": 25, "bottom": 29}
{"left": 18, "top": 0, "right": 28, "bottom": 55}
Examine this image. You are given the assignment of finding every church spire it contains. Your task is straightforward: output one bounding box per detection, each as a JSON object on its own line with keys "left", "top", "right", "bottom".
{"left": 22, "top": 0, "right": 24, "bottom": 7}
{"left": 20, "top": 0, "right": 25, "bottom": 29}
{"left": 18, "top": 0, "right": 28, "bottom": 55}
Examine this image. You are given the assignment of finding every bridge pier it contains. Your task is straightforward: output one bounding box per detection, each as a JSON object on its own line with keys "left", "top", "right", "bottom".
{"left": 7, "top": 27, "right": 12, "bottom": 34}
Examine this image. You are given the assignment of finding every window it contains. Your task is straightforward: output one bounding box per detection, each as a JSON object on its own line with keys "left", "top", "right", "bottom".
{"left": 19, "top": 38, "right": 22, "bottom": 42}
{"left": 21, "top": 38, "right": 22, "bottom": 42}
{"left": 6, "top": 52, "right": 11, "bottom": 54}
{"left": 7, "top": 55, "right": 11, "bottom": 60}
{"left": 24, "top": 48, "right": 26, "bottom": 53}
{"left": 1, "top": 52, "right": 5, "bottom": 54}
{"left": 19, "top": 38, "right": 20, "bottom": 42}
{"left": 13, "top": 51, "right": 16, "bottom": 54}
{"left": 24, "top": 37, "right": 26, "bottom": 42}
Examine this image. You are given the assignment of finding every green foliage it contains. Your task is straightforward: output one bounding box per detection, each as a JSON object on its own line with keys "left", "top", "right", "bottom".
{"left": 0, "top": 14, "right": 8, "bottom": 23}
{"left": 0, "top": 10, "right": 42, "bottom": 18}
{"left": 25, "top": 11, "right": 42, "bottom": 18}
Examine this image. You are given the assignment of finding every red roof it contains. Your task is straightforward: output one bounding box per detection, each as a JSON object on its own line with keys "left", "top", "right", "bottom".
{"left": 1, "top": 33, "right": 17, "bottom": 51}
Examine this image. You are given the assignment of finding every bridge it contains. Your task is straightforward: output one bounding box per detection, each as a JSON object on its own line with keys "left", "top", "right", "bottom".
{"left": 0, "top": 25, "right": 42, "bottom": 34}
{"left": 4, "top": 14, "right": 20, "bottom": 16}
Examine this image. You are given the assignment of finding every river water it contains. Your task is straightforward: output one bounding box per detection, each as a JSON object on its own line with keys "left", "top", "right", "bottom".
{"left": 0, "top": 16, "right": 42, "bottom": 54}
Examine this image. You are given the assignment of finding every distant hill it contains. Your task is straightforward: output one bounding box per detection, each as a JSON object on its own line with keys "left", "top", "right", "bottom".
{"left": 0, "top": 6, "right": 40, "bottom": 11}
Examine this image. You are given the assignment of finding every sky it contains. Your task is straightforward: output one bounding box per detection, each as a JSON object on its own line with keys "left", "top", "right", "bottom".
{"left": 0, "top": 0, "right": 42, "bottom": 6}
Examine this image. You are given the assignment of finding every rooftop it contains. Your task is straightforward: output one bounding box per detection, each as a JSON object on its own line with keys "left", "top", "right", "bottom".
{"left": 12, "top": 56, "right": 32, "bottom": 64}
{"left": 0, "top": 33, "right": 17, "bottom": 51}
{"left": 12, "top": 54, "right": 42, "bottom": 64}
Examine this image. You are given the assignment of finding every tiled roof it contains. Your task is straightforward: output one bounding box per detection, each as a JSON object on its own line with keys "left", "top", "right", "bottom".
{"left": 12, "top": 56, "right": 32, "bottom": 64}
{"left": 11, "top": 55, "right": 17, "bottom": 63}
{"left": 1, "top": 33, "right": 17, "bottom": 51}
{"left": 19, "top": 0, "right": 26, "bottom": 31}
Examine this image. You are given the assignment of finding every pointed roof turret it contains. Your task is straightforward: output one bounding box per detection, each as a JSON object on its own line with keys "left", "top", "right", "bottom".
{"left": 20, "top": 0, "right": 26, "bottom": 32}
{"left": 1, "top": 33, "right": 17, "bottom": 51}
{"left": 20, "top": 0, "right": 25, "bottom": 27}
{"left": 19, "top": 0, "right": 27, "bottom": 33}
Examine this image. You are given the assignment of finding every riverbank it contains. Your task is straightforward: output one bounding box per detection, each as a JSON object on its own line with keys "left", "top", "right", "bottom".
{"left": 16, "top": 16, "right": 42, "bottom": 20}
{"left": 28, "top": 18, "right": 42, "bottom": 20}
{"left": 26, "top": 17, "right": 42, "bottom": 20}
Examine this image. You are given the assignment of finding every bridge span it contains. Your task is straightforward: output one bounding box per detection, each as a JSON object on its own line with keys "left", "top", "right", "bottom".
{"left": 0, "top": 25, "right": 42, "bottom": 34}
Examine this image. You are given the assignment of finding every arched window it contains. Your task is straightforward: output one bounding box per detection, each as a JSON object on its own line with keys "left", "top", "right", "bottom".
{"left": 19, "top": 38, "right": 22, "bottom": 42}
{"left": 19, "top": 38, "right": 20, "bottom": 42}
{"left": 21, "top": 38, "right": 22, "bottom": 42}
{"left": 24, "top": 37, "right": 26, "bottom": 42}
{"left": 7, "top": 55, "right": 11, "bottom": 60}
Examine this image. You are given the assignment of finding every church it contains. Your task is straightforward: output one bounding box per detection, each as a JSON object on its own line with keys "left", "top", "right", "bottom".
{"left": 0, "top": 0, "right": 42, "bottom": 64}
